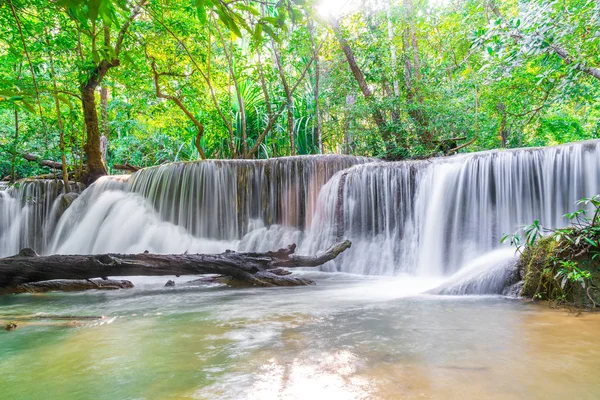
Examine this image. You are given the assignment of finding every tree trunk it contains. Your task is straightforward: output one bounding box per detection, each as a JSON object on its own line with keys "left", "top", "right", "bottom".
{"left": 217, "top": 25, "right": 248, "bottom": 157}
{"left": 148, "top": 58, "right": 207, "bottom": 159}
{"left": 12, "top": 106, "right": 18, "bottom": 181}
{"left": 387, "top": 0, "right": 400, "bottom": 97}
{"left": 77, "top": 2, "right": 145, "bottom": 184}
{"left": 100, "top": 85, "right": 110, "bottom": 137}
{"left": 307, "top": 16, "right": 322, "bottom": 153}
{"left": 272, "top": 41, "right": 296, "bottom": 156}
{"left": 402, "top": 0, "right": 431, "bottom": 146}
{"left": 329, "top": 17, "right": 392, "bottom": 152}
{"left": 47, "top": 33, "right": 70, "bottom": 193}
{"left": 81, "top": 86, "right": 108, "bottom": 184}
{"left": 0, "top": 241, "right": 352, "bottom": 290}
{"left": 497, "top": 102, "right": 508, "bottom": 148}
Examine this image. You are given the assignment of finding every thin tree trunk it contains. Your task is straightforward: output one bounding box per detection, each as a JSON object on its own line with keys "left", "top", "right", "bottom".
{"left": 148, "top": 58, "right": 207, "bottom": 159}
{"left": 52, "top": 88, "right": 71, "bottom": 193}
{"left": 497, "top": 102, "right": 508, "bottom": 148}
{"left": 404, "top": 0, "right": 421, "bottom": 81}
{"left": 247, "top": 38, "right": 325, "bottom": 158}
{"left": 216, "top": 25, "right": 248, "bottom": 157}
{"left": 329, "top": 17, "right": 392, "bottom": 151}
{"left": 12, "top": 107, "right": 19, "bottom": 181}
{"left": 46, "top": 29, "right": 70, "bottom": 192}
{"left": 8, "top": 0, "right": 48, "bottom": 145}
{"left": 387, "top": 0, "right": 400, "bottom": 97}
{"left": 307, "top": 16, "right": 322, "bottom": 153}
{"left": 100, "top": 85, "right": 110, "bottom": 137}
{"left": 402, "top": 0, "right": 432, "bottom": 145}
{"left": 272, "top": 40, "right": 295, "bottom": 156}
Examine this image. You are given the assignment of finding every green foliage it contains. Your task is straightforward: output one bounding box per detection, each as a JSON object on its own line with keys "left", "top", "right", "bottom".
{"left": 506, "top": 195, "right": 600, "bottom": 306}
{"left": 554, "top": 259, "right": 592, "bottom": 291}
{"left": 0, "top": 0, "right": 599, "bottom": 179}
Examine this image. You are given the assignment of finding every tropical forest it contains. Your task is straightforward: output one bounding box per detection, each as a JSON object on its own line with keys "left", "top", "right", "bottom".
{"left": 1, "top": 0, "right": 599, "bottom": 398}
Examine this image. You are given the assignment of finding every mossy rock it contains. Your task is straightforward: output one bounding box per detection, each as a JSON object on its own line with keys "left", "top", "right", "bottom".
{"left": 519, "top": 236, "right": 600, "bottom": 307}
{"left": 520, "top": 236, "right": 557, "bottom": 298}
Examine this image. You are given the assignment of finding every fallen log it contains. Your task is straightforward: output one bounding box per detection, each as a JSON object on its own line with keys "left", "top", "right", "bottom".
{"left": 21, "top": 153, "right": 66, "bottom": 170}
{"left": 4, "top": 279, "right": 133, "bottom": 294}
{"left": 112, "top": 163, "right": 141, "bottom": 172}
{"left": 0, "top": 241, "right": 351, "bottom": 291}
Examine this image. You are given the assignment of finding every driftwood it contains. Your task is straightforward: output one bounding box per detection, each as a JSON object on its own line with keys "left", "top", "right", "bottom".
{"left": 0, "top": 241, "right": 351, "bottom": 292}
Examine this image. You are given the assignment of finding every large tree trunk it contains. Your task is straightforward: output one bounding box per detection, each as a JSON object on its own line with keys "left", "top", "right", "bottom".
{"left": 81, "top": 86, "right": 108, "bottom": 185}
{"left": 77, "top": 2, "right": 145, "bottom": 185}
{"left": 0, "top": 241, "right": 351, "bottom": 291}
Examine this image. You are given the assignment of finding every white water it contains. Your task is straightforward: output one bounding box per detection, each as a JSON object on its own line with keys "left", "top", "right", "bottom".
{"left": 303, "top": 140, "right": 600, "bottom": 277}
{"left": 2, "top": 142, "right": 600, "bottom": 293}
{"left": 49, "top": 155, "right": 368, "bottom": 254}
{"left": 0, "top": 180, "right": 84, "bottom": 257}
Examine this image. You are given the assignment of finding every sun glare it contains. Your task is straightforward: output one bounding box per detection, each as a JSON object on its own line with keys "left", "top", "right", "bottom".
{"left": 318, "top": 0, "right": 354, "bottom": 17}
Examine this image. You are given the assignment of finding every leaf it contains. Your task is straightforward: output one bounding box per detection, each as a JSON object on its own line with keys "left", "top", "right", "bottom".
{"left": 262, "top": 23, "right": 280, "bottom": 43}
{"left": 235, "top": 4, "right": 259, "bottom": 16}
{"left": 253, "top": 23, "right": 263, "bottom": 43}
{"left": 260, "top": 17, "right": 279, "bottom": 26}
{"left": 195, "top": 0, "right": 207, "bottom": 24}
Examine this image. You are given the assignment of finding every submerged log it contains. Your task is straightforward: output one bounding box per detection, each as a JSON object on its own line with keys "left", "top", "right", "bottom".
{"left": 0, "top": 241, "right": 351, "bottom": 291}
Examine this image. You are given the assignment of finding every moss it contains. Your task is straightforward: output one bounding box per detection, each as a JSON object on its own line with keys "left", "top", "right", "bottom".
{"left": 520, "top": 236, "right": 557, "bottom": 298}
{"left": 519, "top": 236, "right": 600, "bottom": 307}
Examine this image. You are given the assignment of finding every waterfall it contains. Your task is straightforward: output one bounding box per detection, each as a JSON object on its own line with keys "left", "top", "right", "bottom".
{"left": 4, "top": 141, "right": 600, "bottom": 287}
{"left": 303, "top": 140, "right": 600, "bottom": 276}
{"left": 48, "top": 155, "right": 370, "bottom": 254}
{"left": 0, "top": 180, "right": 85, "bottom": 257}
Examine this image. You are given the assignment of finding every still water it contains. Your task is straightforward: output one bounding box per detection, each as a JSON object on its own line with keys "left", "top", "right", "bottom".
{"left": 1, "top": 273, "right": 599, "bottom": 400}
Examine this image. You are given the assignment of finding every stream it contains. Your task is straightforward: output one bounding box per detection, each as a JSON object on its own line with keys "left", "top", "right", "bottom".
{"left": 2, "top": 274, "right": 600, "bottom": 399}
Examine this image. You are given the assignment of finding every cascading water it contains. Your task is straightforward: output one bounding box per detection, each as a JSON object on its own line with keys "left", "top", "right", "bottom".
{"left": 0, "top": 180, "right": 85, "bottom": 257}
{"left": 303, "top": 140, "right": 600, "bottom": 279}
{"left": 6, "top": 141, "right": 600, "bottom": 294}
{"left": 49, "top": 155, "right": 370, "bottom": 254}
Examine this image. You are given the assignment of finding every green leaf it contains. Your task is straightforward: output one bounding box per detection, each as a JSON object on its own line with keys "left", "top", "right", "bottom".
{"left": 253, "top": 23, "right": 263, "bottom": 43}
{"left": 195, "top": 0, "right": 207, "bottom": 24}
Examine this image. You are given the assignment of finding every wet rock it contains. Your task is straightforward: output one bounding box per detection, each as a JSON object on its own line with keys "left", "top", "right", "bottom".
{"left": 5, "top": 322, "right": 18, "bottom": 331}
{"left": 165, "top": 280, "right": 176, "bottom": 287}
